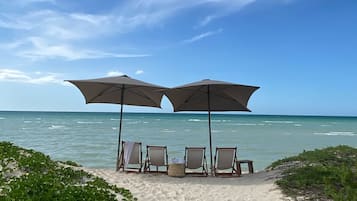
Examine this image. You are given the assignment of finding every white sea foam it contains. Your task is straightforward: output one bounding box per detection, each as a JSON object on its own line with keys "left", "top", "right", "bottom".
{"left": 143, "top": 121, "right": 149, "bottom": 124}
{"left": 110, "top": 118, "right": 120, "bottom": 121}
{"left": 126, "top": 121, "right": 139, "bottom": 125}
{"left": 313, "top": 131, "right": 356, "bottom": 136}
{"left": 188, "top": 119, "right": 202, "bottom": 122}
{"left": 161, "top": 129, "right": 176, "bottom": 133}
{"left": 24, "top": 121, "right": 32, "bottom": 123}
{"left": 294, "top": 124, "right": 302, "bottom": 127}
{"left": 263, "top": 121, "right": 294, "bottom": 124}
{"left": 0, "top": 117, "right": 5, "bottom": 120}
{"left": 112, "top": 127, "right": 117, "bottom": 130}
{"left": 320, "top": 125, "right": 331, "bottom": 127}
{"left": 236, "top": 123, "right": 258, "bottom": 126}
{"left": 211, "top": 120, "right": 229, "bottom": 122}
{"left": 48, "top": 125, "right": 65, "bottom": 130}
{"left": 77, "top": 121, "right": 103, "bottom": 124}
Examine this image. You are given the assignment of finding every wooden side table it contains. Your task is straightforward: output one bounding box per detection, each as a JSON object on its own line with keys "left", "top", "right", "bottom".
{"left": 236, "top": 160, "right": 254, "bottom": 176}
{"left": 168, "top": 163, "right": 185, "bottom": 177}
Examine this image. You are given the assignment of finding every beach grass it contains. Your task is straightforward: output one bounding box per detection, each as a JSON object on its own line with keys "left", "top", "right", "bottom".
{"left": 0, "top": 141, "right": 137, "bottom": 201}
{"left": 2, "top": 140, "right": 357, "bottom": 201}
{"left": 269, "top": 145, "right": 357, "bottom": 201}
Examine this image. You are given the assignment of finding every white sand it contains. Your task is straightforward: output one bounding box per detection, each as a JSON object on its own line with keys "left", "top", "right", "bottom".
{"left": 83, "top": 168, "right": 288, "bottom": 201}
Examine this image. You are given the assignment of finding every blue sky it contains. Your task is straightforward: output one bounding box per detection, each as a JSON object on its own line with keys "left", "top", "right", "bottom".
{"left": 0, "top": 0, "right": 356, "bottom": 116}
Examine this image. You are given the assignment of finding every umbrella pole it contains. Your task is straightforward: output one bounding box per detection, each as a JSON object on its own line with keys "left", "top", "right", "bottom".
{"left": 208, "top": 85, "right": 213, "bottom": 175}
{"left": 116, "top": 86, "right": 125, "bottom": 171}
{"left": 208, "top": 109, "right": 213, "bottom": 175}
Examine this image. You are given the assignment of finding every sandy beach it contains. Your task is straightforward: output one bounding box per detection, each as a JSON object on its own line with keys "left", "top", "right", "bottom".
{"left": 83, "top": 168, "right": 287, "bottom": 201}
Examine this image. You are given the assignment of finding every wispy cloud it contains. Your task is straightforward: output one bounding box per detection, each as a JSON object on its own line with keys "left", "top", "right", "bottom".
{"left": 0, "top": 0, "right": 257, "bottom": 60}
{"left": 0, "top": 68, "right": 66, "bottom": 85}
{"left": 183, "top": 28, "right": 223, "bottom": 43}
{"left": 197, "top": 0, "right": 256, "bottom": 27}
{"left": 0, "top": 9, "right": 150, "bottom": 60}
{"left": 198, "top": 15, "right": 218, "bottom": 27}
{"left": 11, "top": 0, "right": 55, "bottom": 6}
{"left": 135, "top": 70, "right": 144, "bottom": 75}
{"left": 106, "top": 71, "right": 125, "bottom": 77}
{"left": 1, "top": 37, "right": 149, "bottom": 61}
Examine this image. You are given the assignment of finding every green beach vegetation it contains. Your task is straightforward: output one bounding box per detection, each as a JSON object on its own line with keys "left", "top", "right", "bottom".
{"left": 269, "top": 145, "right": 357, "bottom": 201}
{"left": 2, "top": 141, "right": 357, "bottom": 201}
{"left": 0, "top": 141, "right": 137, "bottom": 201}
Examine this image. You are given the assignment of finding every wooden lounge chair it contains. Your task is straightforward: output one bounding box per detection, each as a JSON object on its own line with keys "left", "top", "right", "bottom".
{"left": 213, "top": 147, "right": 238, "bottom": 176}
{"left": 184, "top": 147, "right": 208, "bottom": 176}
{"left": 144, "top": 145, "right": 168, "bottom": 173}
{"left": 117, "top": 141, "right": 142, "bottom": 172}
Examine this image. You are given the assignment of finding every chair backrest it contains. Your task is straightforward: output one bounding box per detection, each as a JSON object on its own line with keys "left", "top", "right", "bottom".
{"left": 186, "top": 147, "right": 205, "bottom": 169}
{"left": 216, "top": 147, "right": 236, "bottom": 170}
{"left": 147, "top": 146, "right": 167, "bottom": 166}
{"left": 123, "top": 141, "right": 142, "bottom": 165}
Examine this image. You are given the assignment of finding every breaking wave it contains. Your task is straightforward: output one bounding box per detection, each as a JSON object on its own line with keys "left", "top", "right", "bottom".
{"left": 313, "top": 131, "right": 356, "bottom": 136}
{"left": 48, "top": 125, "right": 66, "bottom": 130}
{"left": 77, "top": 121, "right": 103, "bottom": 124}
{"left": 263, "top": 121, "right": 294, "bottom": 124}
{"left": 161, "top": 129, "right": 176, "bottom": 133}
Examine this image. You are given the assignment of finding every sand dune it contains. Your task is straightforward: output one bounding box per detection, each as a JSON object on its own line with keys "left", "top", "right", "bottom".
{"left": 83, "top": 168, "right": 287, "bottom": 201}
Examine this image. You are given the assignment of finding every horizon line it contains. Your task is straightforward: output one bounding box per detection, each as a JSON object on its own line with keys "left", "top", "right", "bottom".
{"left": 0, "top": 110, "right": 356, "bottom": 118}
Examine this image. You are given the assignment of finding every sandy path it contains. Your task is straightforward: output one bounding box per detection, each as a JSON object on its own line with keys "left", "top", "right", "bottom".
{"left": 83, "top": 168, "right": 287, "bottom": 201}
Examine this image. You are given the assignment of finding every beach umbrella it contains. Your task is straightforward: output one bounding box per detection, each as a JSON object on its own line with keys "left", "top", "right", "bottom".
{"left": 67, "top": 75, "right": 166, "bottom": 171}
{"left": 165, "top": 79, "right": 259, "bottom": 175}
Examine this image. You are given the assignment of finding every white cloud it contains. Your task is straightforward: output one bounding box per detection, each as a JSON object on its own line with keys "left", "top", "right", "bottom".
{"left": 198, "top": 15, "right": 218, "bottom": 27}
{"left": 183, "top": 28, "right": 223, "bottom": 43}
{"left": 107, "top": 71, "right": 125, "bottom": 77}
{"left": 196, "top": 0, "right": 256, "bottom": 27}
{"left": 1, "top": 37, "right": 149, "bottom": 60}
{"left": 0, "top": 9, "right": 150, "bottom": 60}
{"left": 0, "top": 0, "right": 255, "bottom": 40}
{"left": 0, "top": 0, "right": 257, "bottom": 60}
{"left": 0, "top": 68, "right": 66, "bottom": 85}
{"left": 135, "top": 70, "right": 144, "bottom": 75}
{"left": 10, "top": 0, "right": 55, "bottom": 6}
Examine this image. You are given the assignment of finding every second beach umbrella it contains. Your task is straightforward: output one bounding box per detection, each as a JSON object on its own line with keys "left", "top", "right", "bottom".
{"left": 165, "top": 79, "right": 259, "bottom": 175}
{"left": 67, "top": 75, "right": 166, "bottom": 171}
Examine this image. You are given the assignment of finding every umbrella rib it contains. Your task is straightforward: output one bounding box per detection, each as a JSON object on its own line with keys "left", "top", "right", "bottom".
{"left": 129, "top": 87, "right": 159, "bottom": 106}
{"left": 176, "top": 85, "right": 249, "bottom": 111}
{"left": 214, "top": 89, "right": 249, "bottom": 110}
{"left": 176, "top": 85, "right": 207, "bottom": 111}
{"left": 109, "top": 85, "right": 160, "bottom": 106}
{"left": 88, "top": 84, "right": 121, "bottom": 103}
{"left": 87, "top": 84, "right": 159, "bottom": 106}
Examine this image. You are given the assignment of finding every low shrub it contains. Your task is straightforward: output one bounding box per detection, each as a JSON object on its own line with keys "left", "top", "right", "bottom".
{"left": 0, "top": 141, "right": 137, "bottom": 201}
{"left": 271, "top": 145, "right": 357, "bottom": 201}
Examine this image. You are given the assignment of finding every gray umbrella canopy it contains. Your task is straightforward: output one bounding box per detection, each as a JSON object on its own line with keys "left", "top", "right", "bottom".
{"left": 67, "top": 75, "right": 165, "bottom": 107}
{"left": 67, "top": 75, "right": 166, "bottom": 171}
{"left": 165, "top": 79, "right": 259, "bottom": 175}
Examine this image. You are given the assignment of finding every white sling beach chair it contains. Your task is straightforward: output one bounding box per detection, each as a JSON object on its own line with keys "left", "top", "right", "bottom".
{"left": 184, "top": 147, "right": 208, "bottom": 176}
{"left": 144, "top": 145, "right": 168, "bottom": 173}
{"left": 118, "top": 141, "right": 142, "bottom": 172}
{"left": 214, "top": 147, "right": 238, "bottom": 176}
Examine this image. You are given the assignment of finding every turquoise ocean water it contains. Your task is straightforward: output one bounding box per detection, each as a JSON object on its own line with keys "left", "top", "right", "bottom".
{"left": 1, "top": 111, "right": 356, "bottom": 171}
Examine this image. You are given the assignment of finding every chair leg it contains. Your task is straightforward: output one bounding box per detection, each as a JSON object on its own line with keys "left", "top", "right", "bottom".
{"left": 143, "top": 161, "right": 148, "bottom": 173}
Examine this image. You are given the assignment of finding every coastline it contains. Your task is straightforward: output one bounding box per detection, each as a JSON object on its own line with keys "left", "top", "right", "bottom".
{"left": 1, "top": 111, "right": 357, "bottom": 172}
{"left": 1, "top": 110, "right": 357, "bottom": 118}
{"left": 82, "top": 167, "right": 287, "bottom": 201}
